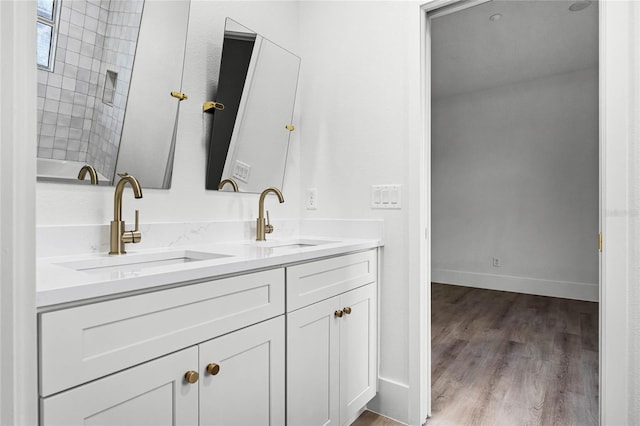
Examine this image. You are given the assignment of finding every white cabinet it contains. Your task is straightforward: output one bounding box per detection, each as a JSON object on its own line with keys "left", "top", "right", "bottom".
{"left": 41, "top": 317, "right": 285, "bottom": 426}
{"left": 38, "top": 249, "right": 378, "bottom": 426}
{"left": 199, "top": 316, "right": 285, "bottom": 426}
{"left": 41, "top": 347, "right": 199, "bottom": 426}
{"left": 287, "top": 250, "right": 377, "bottom": 426}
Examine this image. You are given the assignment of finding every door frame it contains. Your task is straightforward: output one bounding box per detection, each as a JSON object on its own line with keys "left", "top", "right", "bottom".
{"left": 412, "top": 1, "right": 632, "bottom": 424}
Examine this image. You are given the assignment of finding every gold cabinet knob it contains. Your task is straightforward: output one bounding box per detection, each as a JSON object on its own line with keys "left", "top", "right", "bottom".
{"left": 335, "top": 310, "right": 343, "bottom": 318}
{"left": 343, "top": 307, "right": 352, "bottom": 315}
{"left": 184, "top": 371, "right": 199, "bottom": 384}
{"left": 206, "top": 363, "right": 220, "bottom": 376}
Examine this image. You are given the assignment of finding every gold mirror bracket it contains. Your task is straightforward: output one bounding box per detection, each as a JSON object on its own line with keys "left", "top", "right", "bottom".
{"left": 285, "top": 124, "right": 295, "bottom": 131}
{"left": 170, "top": 91, "right": 188, "bottom": 101}
{"left": 203, "top": 101, "right": 225, "bottom": 112}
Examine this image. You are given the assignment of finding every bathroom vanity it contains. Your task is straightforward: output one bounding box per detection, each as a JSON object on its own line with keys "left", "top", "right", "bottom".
{"left": 37, "top": 236, "right": 380, "bottom": 426}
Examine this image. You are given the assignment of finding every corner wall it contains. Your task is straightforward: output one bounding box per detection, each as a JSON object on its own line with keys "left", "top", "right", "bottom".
{"left": 431, "top": 68, "right": 599, "bottom": 301}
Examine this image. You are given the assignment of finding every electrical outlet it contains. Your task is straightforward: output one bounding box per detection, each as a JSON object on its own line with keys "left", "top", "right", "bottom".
{"left": 306, "top": 188, "right": 318, "bottom": 210}
{"left": 492, "top": 257, "right": 501, "bottom": 267}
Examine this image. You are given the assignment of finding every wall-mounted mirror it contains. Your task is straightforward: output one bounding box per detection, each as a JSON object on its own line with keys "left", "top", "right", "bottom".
{"left": 36, "top": 0, "right": 190, "bottom": 189}
{"left": 205, "top": 18, "right": 301, "bottom": 194}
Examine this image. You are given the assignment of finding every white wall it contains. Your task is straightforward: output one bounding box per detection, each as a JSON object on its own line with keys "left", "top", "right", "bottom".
{"left": 36, "top": 0, "right": 302, "bottom": 227}
{"left": 298, "top": 2, "right": 422, "bottom": 423}
{"left": 432, "top": 68, "right": 599, "bottom": 301}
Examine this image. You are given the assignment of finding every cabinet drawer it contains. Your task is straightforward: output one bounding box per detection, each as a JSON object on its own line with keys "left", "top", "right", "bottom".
{"left": 286, "top": 250, "right": 376, "bottom": 312}
{"left": 39, "top": 268, "right": 284, "bottom": 397}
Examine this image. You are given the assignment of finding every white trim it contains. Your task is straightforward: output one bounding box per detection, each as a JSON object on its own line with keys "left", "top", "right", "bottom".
{"left": 407, "top": 3, "right": 431, "bottom": 425}
{"left": 599, "top": 2, "right": 630, "bottom": 424}
{"left": 432, "top": 269, "right": 598, "bottom": 302}
{"left": 369, "top": 377, "right": 410, "bottom": 425}
{"left": 0, "top": 1, "right": 38, "bottom": 425}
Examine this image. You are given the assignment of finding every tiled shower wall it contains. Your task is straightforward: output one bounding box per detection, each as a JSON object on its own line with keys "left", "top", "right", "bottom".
{"left": 36, "top": 0, "right": 143, "bottom": 181}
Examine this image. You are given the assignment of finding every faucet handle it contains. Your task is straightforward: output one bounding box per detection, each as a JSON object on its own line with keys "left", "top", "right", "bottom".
{"left": 132, "top": 210, "right": 141, "bottom": 243}
{"left": 123, "top": 210, "right": 142, "bottom": 245}
{"left": 265, "top": 210, "right": 274, "bottom": 234}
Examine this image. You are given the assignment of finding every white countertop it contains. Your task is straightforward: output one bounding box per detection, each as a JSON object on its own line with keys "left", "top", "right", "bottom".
{"left": 37, "top": 236, "right": 382, "bottom": 308}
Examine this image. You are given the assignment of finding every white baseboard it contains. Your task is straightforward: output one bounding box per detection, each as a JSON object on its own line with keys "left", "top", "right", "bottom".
{"left": 432, "top": 269, "right": 599, "bottom": 302}
{"left": 366, "top": 376, "right": 409, "bottom": 425}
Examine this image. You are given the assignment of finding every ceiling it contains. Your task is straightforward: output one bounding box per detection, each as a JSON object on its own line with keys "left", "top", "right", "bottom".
{"left": 431, "top": 0, "right": 598, "bottom": 99}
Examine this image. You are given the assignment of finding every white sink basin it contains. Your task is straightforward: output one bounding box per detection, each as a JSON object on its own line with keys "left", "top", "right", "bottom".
{"left": 250, "top": 239, "right": 337, "bottom": 253}
{"left": 58, "top": 250, "right": 231, "bottom": 275}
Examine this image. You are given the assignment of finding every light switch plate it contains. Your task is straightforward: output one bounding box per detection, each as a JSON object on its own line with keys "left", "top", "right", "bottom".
{"left": 371, "top": 185, "right": 402, "bottom": 209}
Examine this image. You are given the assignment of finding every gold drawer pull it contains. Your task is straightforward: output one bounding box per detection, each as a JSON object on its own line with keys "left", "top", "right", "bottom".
{"left": 335, "top": 310, "right": 343, "bottom": 318}
{"left": 343, "top": 307, "right": 352, "bottom": 315}
{"left": 206, "top": 363, "right": 220, "bottom": 376}
{"left": 184, "top": 371, "right": 199, "bottom": 384}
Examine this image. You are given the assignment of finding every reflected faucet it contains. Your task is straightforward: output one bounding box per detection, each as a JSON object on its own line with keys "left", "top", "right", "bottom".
{"left": 77, "top": 165, "right": 99, "bottom": 185}
{"left": 110, "top": 173, "right": 143, "bottom": 255}
{"left": 256, "top": 187, "right": 284, "bottom": 241}
{"left": 218, "top": 178, "right": 239, "bottom": 192}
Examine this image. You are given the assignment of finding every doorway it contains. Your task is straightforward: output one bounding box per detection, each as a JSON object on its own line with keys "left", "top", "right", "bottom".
{"left": 423, "top": 1, "right": 601, "bottom": 424}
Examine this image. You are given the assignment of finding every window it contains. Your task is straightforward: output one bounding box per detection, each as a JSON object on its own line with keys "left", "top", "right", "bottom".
{"left": 36, "top": 0, "right": 59, "bottom": 71}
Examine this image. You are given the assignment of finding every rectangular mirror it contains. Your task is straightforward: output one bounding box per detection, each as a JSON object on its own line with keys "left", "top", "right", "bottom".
{"left": 36, "top": 0, "right": 190, "bottom": 189}
{"left": 205, "top": 18, "right": 301, "bottom": 194}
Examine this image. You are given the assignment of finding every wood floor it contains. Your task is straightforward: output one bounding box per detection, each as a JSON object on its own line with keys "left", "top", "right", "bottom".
{"left": 428, "top": 283, "right": 598, "bottom": 426}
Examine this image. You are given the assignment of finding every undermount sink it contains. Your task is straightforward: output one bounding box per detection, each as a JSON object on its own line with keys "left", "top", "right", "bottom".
{"left": 58, "top": 250, "right": 231, "bottom": 275}
{"left": 251, "top": 239, "right": 337, "bottom": 253}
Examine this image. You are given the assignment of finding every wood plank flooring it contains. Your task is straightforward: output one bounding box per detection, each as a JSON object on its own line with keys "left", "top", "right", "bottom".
{"left": 428, "top": 283, "right": 598, "bottom": 426}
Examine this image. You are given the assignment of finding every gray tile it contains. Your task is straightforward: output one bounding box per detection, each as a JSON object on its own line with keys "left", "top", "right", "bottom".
{"left": 68, "top": 24, "right": 84, "bottom": 40}
{"left": 77, "top": 68, "right": 91, "bottom": 83}
{"left": 39, "top": 134, "right": 55, "bottom": 148}
{"left": 59, "top": 103, "right": 73, "bottom": 116}
{"left": 37, "top": 70, "right": 49, "bottom": 84}
{"left": 42, "top": 112, "right": 58, "bottom": 125}
{"left": 63, "top": 64, "right": 78, "bottom": 79}
{"left": 47, "top": 73, "right": 62, "bottom": 88}
{"left": 43, "top": 99, "right": 59, "bottom": 113}
{"left": 72, "top": 104, "right": 86, "bottom": 116}
{"left": 61, "top": 76, "right": 75, "bottom": 91}
{"left": 66, "top": 51, "right": 80, "bottom": 67}
{"left": 66, "top": 151, "right": 80, "bottom": 161}
{"left": 68, "top": 131, "right": 82, "bottom": 143}
{"left": 38, "top": 148, "right": 53, "bottom": 158}
{"left": 75, "top": 80, "right": 89, "bottom": 95}
{"left": 55, "top": 126, "right": 69, "bottom": 139}
{"left": 45, "top": 86, "right": 61, "bottom": 101}
{"left": 66, "top": 37, "right": 81, "bottom": 54}
{"left": 40, "top": 124, "right": 56, "bottom": 137}
{"left": 53, "top": 138, "right": 68, "bottom": 149}
{"left": 79, "top": 55, "right": 93, "bottom": 70}
{"left": 57, "top": 114, "right": 71, "bottom": 127}
{"left": 38, "top": 83, "right": 47, "bottom": 98}
{"left": 70, "top": 10, "right": 85, "bottom": 28}
{"left": 70, "top": 116, "right": 84, "bottom": 129}
{"left": 52, "top": 149, "right": 67, "bottom": 160}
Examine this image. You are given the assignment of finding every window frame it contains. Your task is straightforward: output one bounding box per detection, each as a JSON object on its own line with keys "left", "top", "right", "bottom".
{"left": 36, "top": 0, "right": 61, "bottom": 72}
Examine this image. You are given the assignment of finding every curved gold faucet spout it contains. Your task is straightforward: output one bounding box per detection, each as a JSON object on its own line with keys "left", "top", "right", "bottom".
{"left": 113, "top": 173, "right": 143, "bottom": 221}
{"left": 110, "top": 173, "right": 143, "bottom": 255}
{"left": 218, "top": 178, "right": 239, "bottom": 192}
{"left": 257, "top": 187, "right": 285, "bottom": 241}
{"left": 77, "top": 165, "right": 99, "bottom": 185}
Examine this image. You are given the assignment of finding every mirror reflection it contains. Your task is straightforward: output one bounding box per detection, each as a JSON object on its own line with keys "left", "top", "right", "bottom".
{"left": 36, "top": 0, "right": 190, "bottom": 189}
{"left": 206, "top": 18, "right": 301, "bottom": 194}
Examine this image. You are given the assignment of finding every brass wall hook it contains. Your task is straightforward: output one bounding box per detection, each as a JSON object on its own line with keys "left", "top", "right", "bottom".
{"left": 285, "top": 124, "right": 295, "bottom": 131}
{"left": 170, "top": 91, "right": 188, "bottom": 101}
{"left": 203, "top": 101, "right": 225, "bottom": 112}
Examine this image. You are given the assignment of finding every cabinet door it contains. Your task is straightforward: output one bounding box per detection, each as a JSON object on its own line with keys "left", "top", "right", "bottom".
{"left": 199, "top": 316, "right": 285, "bottom": 426}
{"left": 339, "top": 284, "right": 377, "bottom": 425}
{"left": 40, "top": 347, "right": 198, "bottom": 426}
{"left": 287, "top": 297, "right": 340, "bottom": 426}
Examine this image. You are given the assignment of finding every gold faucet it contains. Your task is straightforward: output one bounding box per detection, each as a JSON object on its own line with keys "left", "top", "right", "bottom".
{"left": 77, "top": 165, "right": 99, "bottom": 185}
{"left": 110, "top": 173, "right": 143, "bottom": 255}
{"left": 218, "top": 178, "right": 239, "bottom": 192}
{"left": 256, "top": 187, "right": 284, "bottom": 241}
